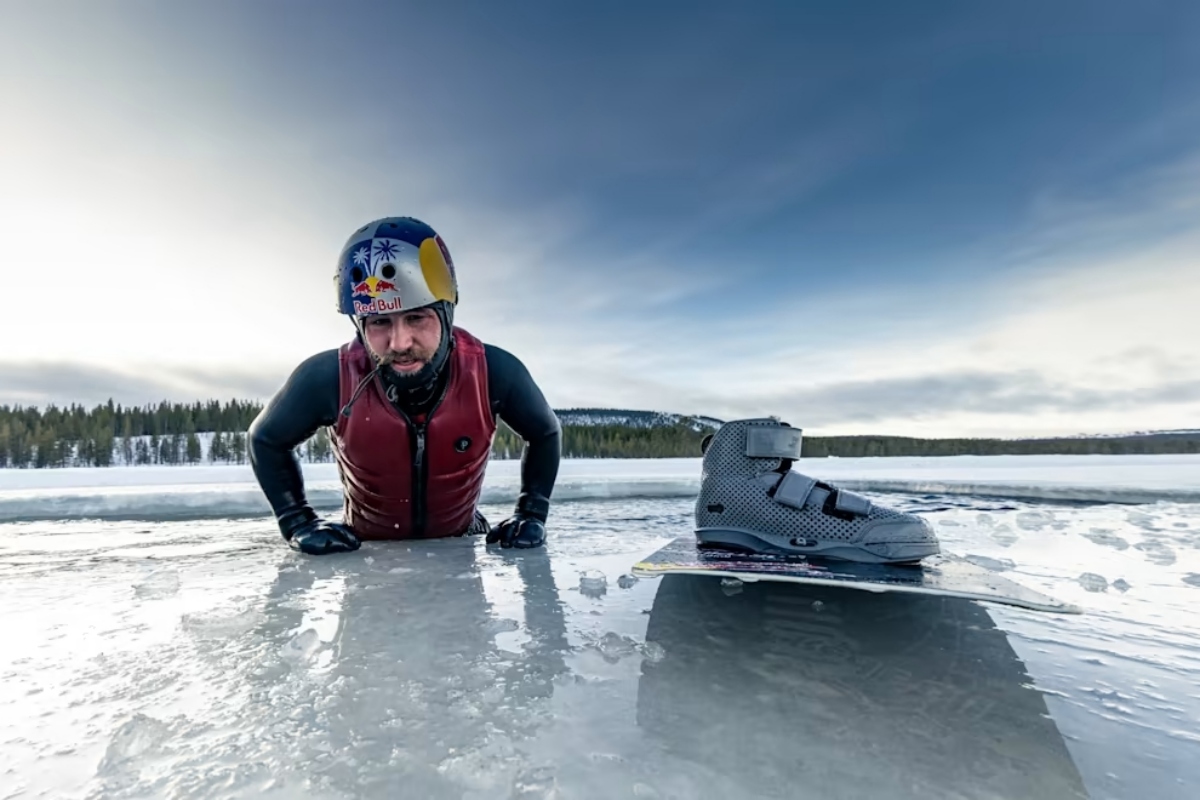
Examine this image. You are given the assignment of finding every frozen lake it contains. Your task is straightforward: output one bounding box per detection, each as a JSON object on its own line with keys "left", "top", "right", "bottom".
{"left": 2, "top": 455, "right": 1199, "bottom": 799}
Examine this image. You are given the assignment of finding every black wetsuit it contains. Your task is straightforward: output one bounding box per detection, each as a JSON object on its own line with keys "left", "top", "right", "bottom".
{"left": 248, "top": 343, "right": 561, "bottom": 531}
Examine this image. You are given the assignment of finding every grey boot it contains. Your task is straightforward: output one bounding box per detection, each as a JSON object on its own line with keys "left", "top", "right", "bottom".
{"left": 694, "top": 418, "right": 940, "bottom": 564}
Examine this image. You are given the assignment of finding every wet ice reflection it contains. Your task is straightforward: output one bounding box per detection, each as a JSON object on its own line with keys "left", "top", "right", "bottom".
{"left": 1, "top": 492, "right": 1199, "bottom": 798}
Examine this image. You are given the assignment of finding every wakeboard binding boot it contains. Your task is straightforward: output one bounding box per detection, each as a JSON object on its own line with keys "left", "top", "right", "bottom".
{"left": 695, "top": 417, "right": 940, "bottom": 564}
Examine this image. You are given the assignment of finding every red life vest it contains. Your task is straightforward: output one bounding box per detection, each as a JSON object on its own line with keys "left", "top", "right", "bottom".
{"left": 331, "top": 327, "right": 496, "bottom": 540}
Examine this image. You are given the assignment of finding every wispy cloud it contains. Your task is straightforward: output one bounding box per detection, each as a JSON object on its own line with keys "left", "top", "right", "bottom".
{"left": 463, "top": 143, "right": 1200, "bottom": 436}
{"left": 0, "top": 362, "right": 290, "bottom": 409}
{"left": 2, "top": 2, "right": 1198, "bottom": 436}
{"left": 742, "top": 371, "right": 1200, "bottom": 429}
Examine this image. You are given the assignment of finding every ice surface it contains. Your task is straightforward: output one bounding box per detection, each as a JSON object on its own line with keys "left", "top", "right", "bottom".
{"left": 1, "top": 458, "right": 1200, "bottom": 798}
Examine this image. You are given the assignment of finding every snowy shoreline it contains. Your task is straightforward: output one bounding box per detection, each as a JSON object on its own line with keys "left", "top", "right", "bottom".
{"left": 1, "top": 454, "right": 1198, "bottom": 522}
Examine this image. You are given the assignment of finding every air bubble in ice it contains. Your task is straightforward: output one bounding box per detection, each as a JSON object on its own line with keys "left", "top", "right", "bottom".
{"left": 97, "top": 713, "right": 170, "bottom": 773}
{"left": 579, "top": 570, "right": 607, "bottom": 598}
{"left": 596, "top": 632, "right": 639, "bottom": 663}
{"left": 181, "top": 609, "right": 259, "bottom": 639}
{"left": 1083, "top": 529, "right": 1130, "bottom": 550}
{"left": 485, "top": 617, "right": 521, "bottom": 634}
{"left": 511, "top": 765, "right": 560, "bottom": 799}
{"left": 640, "top": 641, "right": 666, "bottom": 663}
{"left": 1016, "top": 512, "right": 1051, "bottom": 531}
{"left": 133, "top": 570, "right": 180, "bottom": 598}
{"left": 990, "top": 526, "right": 1019, "bottom": 547}
{"left": 964, "top": 555, "right": 1016, "bottom": 572}
{"left": 720, "top": 577, "right": 743, "bottom": 596}
{"left": 282, "top": 628, "right": 321, "bottom": 662}
{"left": 1134, "top": 541, "right": 1176, "bottom": 566}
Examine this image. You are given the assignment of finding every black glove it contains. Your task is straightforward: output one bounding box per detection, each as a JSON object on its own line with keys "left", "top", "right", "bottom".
{"left": 487, "top": 493, "right": 550, "bottom": 549}
{"left": 487, "top": 515, "right": 546, "bottom": 549}
{"left": 278, "top": 507, "right": 361, "bottom": 556}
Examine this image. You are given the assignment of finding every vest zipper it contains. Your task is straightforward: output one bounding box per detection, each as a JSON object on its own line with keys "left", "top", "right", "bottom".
{"left": 406, "top": 363, "right": 453, "bottom": 538}
{"left": 412, "top": 422, "right": 427, "bottom": 537}
{"left": 388, "top": 405, "right": 430, "bottom": 538}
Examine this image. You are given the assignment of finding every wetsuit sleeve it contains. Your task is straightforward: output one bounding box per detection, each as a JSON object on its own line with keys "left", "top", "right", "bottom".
{"left": 485, "top": 344, "right": 561, "bottom": 519}
{"left": 248, "top": 349, "right": 341, "bottom": 521}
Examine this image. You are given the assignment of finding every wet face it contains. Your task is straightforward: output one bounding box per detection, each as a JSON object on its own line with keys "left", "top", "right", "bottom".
{"left": 362, "top": 308, "right": 443, "bottom": 375}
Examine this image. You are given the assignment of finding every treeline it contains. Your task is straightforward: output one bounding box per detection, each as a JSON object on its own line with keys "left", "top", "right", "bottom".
{"left": 1, "top": 400, "right": 1197, "bottom": 468}
{"left": 493, "top": 421, "right": 709, "bottom": 459}
{"left": 0, "top": 400, "right": 263, "bottom": 468}
{"left": 0, "top": 400, "right": 715, "bottom": 468}
{"left": 800, "top": 434, "right": 1200, "bottom": 458}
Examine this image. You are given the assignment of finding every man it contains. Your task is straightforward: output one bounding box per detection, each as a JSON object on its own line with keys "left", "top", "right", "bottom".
{"left": 249, "top": 216, "right": 561, "bottom": 556}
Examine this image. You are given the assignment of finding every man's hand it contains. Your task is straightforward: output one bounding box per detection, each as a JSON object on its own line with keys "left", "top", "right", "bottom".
{"left": 487, "top": 515, "right": 546, "bottom": 549}
{"left": 487, "top": 492, "right": 550, "bottom": 549}
{"left": 279, "top": 507, "right": 361, "bottom": 556}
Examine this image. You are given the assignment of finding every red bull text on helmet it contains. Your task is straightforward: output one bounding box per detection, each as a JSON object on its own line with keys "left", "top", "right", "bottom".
{"left": 353, "top": 296, "right": 405, "bottom": 315}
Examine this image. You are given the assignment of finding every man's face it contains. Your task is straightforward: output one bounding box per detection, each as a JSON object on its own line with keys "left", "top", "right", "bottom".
{"left": 362, "top": 308, "right": 442, "bottom": 375}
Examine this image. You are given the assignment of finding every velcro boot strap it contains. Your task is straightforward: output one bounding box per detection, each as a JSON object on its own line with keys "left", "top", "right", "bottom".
{"left": 771, "top": 471, "right": 817, "bottom": 509}
{"left": 821, "top": 486, "right": 872, "bottom": 520}
{"left": 745, "top": 426, "right": 803, "bottom": 460}
{"left": 770, "top": 472, "right": 873, "bottom": 520}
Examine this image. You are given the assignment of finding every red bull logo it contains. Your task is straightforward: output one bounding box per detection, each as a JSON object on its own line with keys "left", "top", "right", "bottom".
{"left": 353, "top": 296, "right": 404, "bottom": 315}
{"left": 351, "top": 276, "right": 401, "bottom": 299}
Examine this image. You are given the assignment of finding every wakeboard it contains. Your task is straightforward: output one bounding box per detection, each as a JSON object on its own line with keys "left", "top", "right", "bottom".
{"left": 632, "top": 536, "right": 1081, "bottom": 614}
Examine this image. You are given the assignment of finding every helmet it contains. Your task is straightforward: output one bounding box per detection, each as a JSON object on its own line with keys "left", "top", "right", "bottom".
{"left": 334, "top": 217, "right": 459, "bottom": 396}
{"left": 335, "top": 216, "right": 458, "bottom": 324}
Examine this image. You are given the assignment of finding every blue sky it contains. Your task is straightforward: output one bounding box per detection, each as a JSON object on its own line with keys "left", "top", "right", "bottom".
{"left": 1, "top": 1, "right": 1198, "bottom": 436}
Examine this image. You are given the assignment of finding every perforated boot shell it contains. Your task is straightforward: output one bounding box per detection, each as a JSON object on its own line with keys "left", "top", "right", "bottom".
{"left": 694, "top": 418, "right": 940, "bottom": 564}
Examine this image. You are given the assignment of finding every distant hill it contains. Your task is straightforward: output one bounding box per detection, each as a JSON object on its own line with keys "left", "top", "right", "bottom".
{"left": 796, "top": 430, "right": 1200, "bottom": 458}
{"left": 489, "top": 407, "right": 722, "bottom": 459}
{"left": 1056, "top": 429, "right": 1200, "bottom": 442}
{"left": 542, "top": 413, "right": 1200, "bottom": 459}
{"left": 553, "top": 408, "right": 723, "bottom": 432}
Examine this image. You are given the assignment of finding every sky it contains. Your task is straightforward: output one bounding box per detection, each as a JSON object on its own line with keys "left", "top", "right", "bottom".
{"left": 1, "top": 1, "right": 1198, "bottom": 437}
